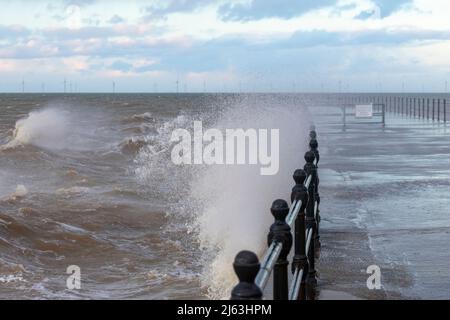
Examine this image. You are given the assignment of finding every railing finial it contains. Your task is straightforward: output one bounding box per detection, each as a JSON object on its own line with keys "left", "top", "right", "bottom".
{"left": 230, "top": 251, "right": 262, "bottom": 300}
{"left": 269, "top": 199, "right": 290, "bottom": 233}
{"left": 304, "top": 150, "right": 315, "bottom": 165}
{"left": 293, "top": 168, "right": 306, "bottom": 187}
{"left": 269, "top": 199, "right": 292, "bottom": 300}
{"left": 291, "top": 169, "right": 308, "bottom": 212}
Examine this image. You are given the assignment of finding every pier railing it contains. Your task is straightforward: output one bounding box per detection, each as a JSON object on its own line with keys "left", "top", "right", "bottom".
{"left": 230, "top": 129, "right": 320, "bottom": 300}
{"left": 384, "top": 97, "right": 447, "bottom": 122}
{"left": 336, "top": 95, "right": 447, "bottom": 123}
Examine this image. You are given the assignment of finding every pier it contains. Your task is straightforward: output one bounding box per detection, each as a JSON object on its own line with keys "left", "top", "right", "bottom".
{"left": 230, "top": 95, "right": 450, "bottom": 300}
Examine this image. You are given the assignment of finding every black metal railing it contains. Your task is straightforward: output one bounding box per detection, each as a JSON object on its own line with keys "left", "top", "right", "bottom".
{"left": 384, "top": 96, "right": 447, "bottom": 122}
{"left": 335, "top": 95, "right": 447, "bottom": 123}
{"left": 230, "top": 129, "right": 320, "bottom": 300}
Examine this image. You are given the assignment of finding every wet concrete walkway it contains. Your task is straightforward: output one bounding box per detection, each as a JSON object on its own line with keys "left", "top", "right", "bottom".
{"left": 312, "top": 110, "right": 450, "bottom": 299}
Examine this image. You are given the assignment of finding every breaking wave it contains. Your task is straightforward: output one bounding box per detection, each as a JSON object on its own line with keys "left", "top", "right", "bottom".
{"left": 3, "top": 108, "right": 70, "bottom": 150}
{"left": 134, "top": 96, "right": 311, "bottom": 299}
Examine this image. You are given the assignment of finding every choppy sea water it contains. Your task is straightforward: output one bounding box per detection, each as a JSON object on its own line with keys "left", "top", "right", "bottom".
{"left": 0, "top": 93, "right": 311, "bottom": 299}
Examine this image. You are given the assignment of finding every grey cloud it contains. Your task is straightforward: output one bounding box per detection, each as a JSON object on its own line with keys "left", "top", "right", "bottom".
{"left": 355, "top": 0, "right": 413, "bottom": 20}
{"left": 62, "top": 0, "right": 97, "bottom": 7}
{"left": 372, "top": 0, "right": 413, "bottom": 18}
{"left": 218, "top": 0, "right": 337, "bottom": 21}
{"left": 108, "top": 15, "right": 125, "bottom": 24}
{"left": 143, "top": 0, "right": 216, "bottom": 20}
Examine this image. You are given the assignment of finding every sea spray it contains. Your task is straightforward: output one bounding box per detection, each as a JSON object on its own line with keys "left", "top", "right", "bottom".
{"left": 189, "top": 103, "right": 310, "bottom": 299}
{"left": 1, "top": 106, "right": 113, "bottom": 152}
{"left": 10, "top": 108, "right": 70, "bottom": 149}
{"left": 134, "top": 95, "right": 311, "bottom": 299}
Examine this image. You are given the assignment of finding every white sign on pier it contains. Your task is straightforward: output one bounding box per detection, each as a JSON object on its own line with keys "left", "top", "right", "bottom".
{"left": 355, "top": 104, "right": 373, "bottom": 118}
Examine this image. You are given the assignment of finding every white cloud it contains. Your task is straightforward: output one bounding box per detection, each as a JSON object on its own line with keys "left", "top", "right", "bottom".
{"left": 1, "top": 0, "right": 450, "bottom": 92}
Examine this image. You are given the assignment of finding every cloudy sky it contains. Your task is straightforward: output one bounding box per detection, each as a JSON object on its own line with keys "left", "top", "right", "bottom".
{"left": 1, "top": 0, "right": 450, "bottom": 92}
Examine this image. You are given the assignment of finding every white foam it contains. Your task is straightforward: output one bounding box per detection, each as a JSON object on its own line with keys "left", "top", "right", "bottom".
{"left": 1, "top": 106, "right": 110, "bottom": 152}
{"left": 2, "top": 184, "right": 28, "bottom": 201}
{"left": 189, "top": 104, "right": 310, "bottom": 298}
{"left": 135, "top": 98, "right": 311, "bottom": 299}
{"left": 8, "top": 108, "right": 70, "bottom": 149}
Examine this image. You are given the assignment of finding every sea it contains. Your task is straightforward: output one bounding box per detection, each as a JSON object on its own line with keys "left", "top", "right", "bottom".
{"left": 0, "top": 93, "right": 311, "bottom": 299}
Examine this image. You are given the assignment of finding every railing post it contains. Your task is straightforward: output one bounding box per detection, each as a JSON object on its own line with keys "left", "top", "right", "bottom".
{"left": 445, "top": 99, "right": 447, "bottom": 123}
{"left": 433, "top": 98, "right": 435, "bottom": 121}
{"left": 310, "top": 132, "right": 320, "bottom": 165}
{"left": 395, "top": 97, "right": 397, "bottom": 114}
{"left": 304, "top": 151, "right": 317, "bottom": 297}
{"left": 309, "top": 137, "right": 320, "bottom": 246}
{"left": 406, "top": 97, "right": 408, "bottom": 116}
{"left": 268, "top": 199, "right": 292, "bottom": 300}
{"left": 422, "top": 98, "right": 425, "bottom": 119}
{"left": 342, "top": 105, "right": 346, "bottom": 128}
{"left": 291, "top": 169, "right": 309, "bottom": 300}
{"left": 417, "top": 98, "right": 420, "bottom": 118}
{"left": 418, "top": 98, "right": 421, "bottom": 118}
{"left": 409, "top": 98, "right": 412, "bottom": 117}
{"left": 231, "top": 251, "right": 263, "bottom": 300}
{"left": 438, "top": 99, "right": 441, "bottom": 122}
{"left": 401, "top": 97, "right": 404, "bottom": 115}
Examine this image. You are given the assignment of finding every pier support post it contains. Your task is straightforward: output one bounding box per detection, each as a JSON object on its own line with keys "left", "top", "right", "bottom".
{"left": 268, "top": 199, "right": 292, "bottom": 300}
{"left": 230, "top": 251, "right": 263, "bottom": 300}
{"left": 291, "top": 169, "right": 309, "bottom": 300}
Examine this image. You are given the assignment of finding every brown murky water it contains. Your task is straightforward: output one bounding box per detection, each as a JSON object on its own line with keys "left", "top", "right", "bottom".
{"left": 0, "top": 93, "right": 310, "bottom": 299}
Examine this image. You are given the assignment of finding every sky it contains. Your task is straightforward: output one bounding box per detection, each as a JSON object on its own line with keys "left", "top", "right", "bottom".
{"left": 1, "top": 0, "right": 450, "bottom": 93}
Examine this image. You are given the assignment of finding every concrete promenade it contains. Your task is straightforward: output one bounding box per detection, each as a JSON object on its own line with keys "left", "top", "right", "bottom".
{"left": 313, "top": 110, "right": 450, "bottom": 299}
